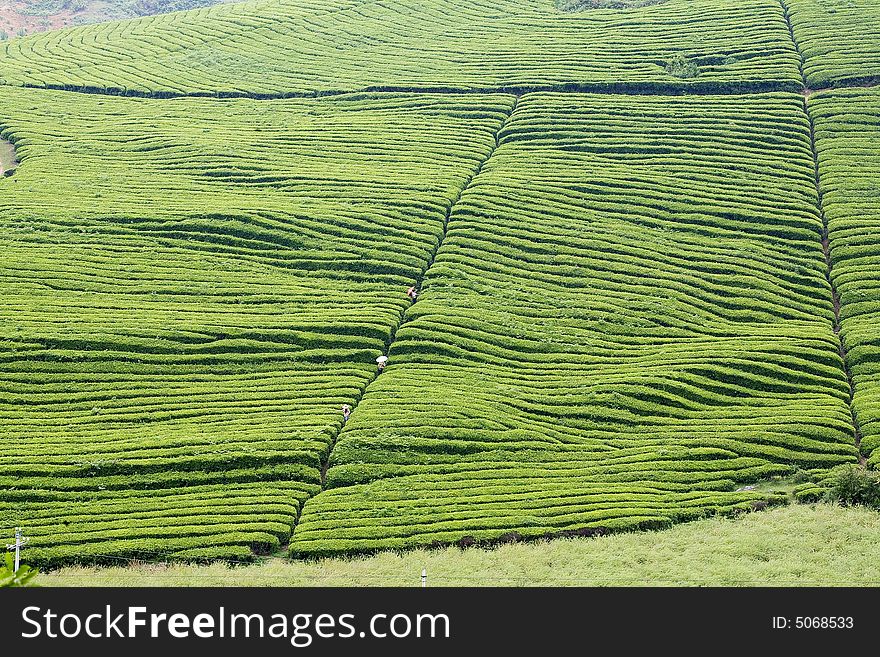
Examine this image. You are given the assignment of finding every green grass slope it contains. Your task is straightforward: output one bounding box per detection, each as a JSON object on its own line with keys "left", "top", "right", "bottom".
{"left": 0, "top": 86, "right": 515, "bottom": 566}
{"left": 41, "top": 504, "right": 880, "bottom": 586}
{"left": 0, "top": 0, "right": 803, "bottom": 95}
{"left": 290, "top": 92, "right": 859, "bottom": 557}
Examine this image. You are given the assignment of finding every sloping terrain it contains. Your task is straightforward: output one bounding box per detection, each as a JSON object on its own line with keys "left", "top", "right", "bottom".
{"left": 0, "top": 0, "right": 802, "bottom": 94}
{"left": 810, "top": 87, "right": 880, "bottom": 466}
{"left": 0, "top": 86, "right": 515, "bottom": 564}
{"left": 786, "top": 0, "right": 880, "bottom": 87}
{"left": 0, "top": 0, "right": 878, "bottom": 568}
{"left": 40, "top": 505, "right": 880, "bottom": 586}
{"left": 291, "top": 92, "right": 858, "bottom": 556}
{"left": 0, "top": 0, "right": 231, "bottom": 40}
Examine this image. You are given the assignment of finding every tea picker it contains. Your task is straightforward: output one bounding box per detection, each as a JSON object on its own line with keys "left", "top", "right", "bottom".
{"left": 376, "top": 355, "right": 389, "bottom": 372}
{"left": 341, "top": 404, "right": 352, "bottom": 425}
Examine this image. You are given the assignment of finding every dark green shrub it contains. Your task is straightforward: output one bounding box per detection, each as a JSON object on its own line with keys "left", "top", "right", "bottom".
{"left": 665, "top": 54, "right": 700, "bottom": 79}
{"left": 826, "top": 465, "right": 880, "bottom": 509}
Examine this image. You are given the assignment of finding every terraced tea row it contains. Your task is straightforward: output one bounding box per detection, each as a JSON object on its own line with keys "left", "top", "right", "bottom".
{"left": 1, "top": 482, "right": 315, "bottom": 566}
{"left": 786, "top": 0, "right": 880, "bottom": 88}
{"left": 0, "top": 0, "right": 802, "bottom": 95}
{"left": 809, "top": 87, "right": 880, "bottom": 467}
{"left": 291, "top": 92, "right": 860, "bottom": 557}
{"left": 0, "top": 87, "right": 515, "bottom": 564}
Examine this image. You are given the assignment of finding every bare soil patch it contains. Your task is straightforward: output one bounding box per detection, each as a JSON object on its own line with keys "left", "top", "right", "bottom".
{"left": 0, "top": 139, "right": 18, "bottom": 176}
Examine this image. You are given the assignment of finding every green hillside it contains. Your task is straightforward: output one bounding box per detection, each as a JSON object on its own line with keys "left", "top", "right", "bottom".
{"left": 41, "top": 505, "right": 880, "bottom": 586}
{"left": 0, "top": 87, "right": 517, "bottom": 564}
{"left": 1, "top": 0, "right": 880, "bottom": 570}
{"left": 787, "top": 0, "right": 880, "bottom": 87}
{"left": 0, "top": 0, "right": 802, "bottom": 94}
{"left": 810, "top": 87, "right": 880, "bottom": 465}
{"left": 292, "top": 91, "right": 857, "bottom": 556}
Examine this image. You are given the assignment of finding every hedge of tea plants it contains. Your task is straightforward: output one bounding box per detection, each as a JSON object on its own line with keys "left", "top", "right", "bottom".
{"left": 0, "top": 0, "right": 802, "bottom": 95}
{"left": 0, "top": 86, "right": 515, "bottom": 564}
{"left": 291, "top": 92, "right": 859, "bottom": 556}
{"left": 809, "top": 87, "right": 880, "bottom": 467}
{"left": 786, "top": 0, "right": 880, "bottom": 88}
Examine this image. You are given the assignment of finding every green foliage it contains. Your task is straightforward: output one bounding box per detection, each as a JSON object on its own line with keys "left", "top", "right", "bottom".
{"left": 0, "top": 0, "right": 802, "bottom": 95}
{"left": 665, "top": 53, "right": 700, "bottom": 79}
{"left": 786, "top": 0, "right": 880, "bottom": 88}
{"left": 129, "top": 0, "right": 227, "bottom": 16}
{"left": 0, "top": 0, "right": 876, "bottom": 566}
{"left": 291, "top": 91, "right": 860, "bottom": 557}
{"left": 0, "top": 553, "right": 39, "bottom": 587}
{"left": 808, "top": 88, "right": 880, "bottom": 470}
{"left": 0, "top": 86, "right": 517, "bottom": 567}
{"left": 18, "top": 0, "right": 72, "bottom": 17}
{"left": 826, "top": 465, "right": 880, "bottom": 508}
{"left": 38, "top": 505, "right": 880, "bottom": 586}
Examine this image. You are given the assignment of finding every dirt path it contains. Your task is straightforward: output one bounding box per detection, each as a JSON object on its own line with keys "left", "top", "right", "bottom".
{"left": 0, "top": 138, "right": 18, "bottom": 176}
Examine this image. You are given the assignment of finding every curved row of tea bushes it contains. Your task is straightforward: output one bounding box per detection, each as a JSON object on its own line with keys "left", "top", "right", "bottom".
{"left": 0, "top": 0, "right": 802, "bottom": 95}
{"left": 0, "top": 87, "right": 515, "bottom": 564}
{"left": 292, "top": 92, "right": 859, "bottom": 556}
{"left": 786, "top": 0, "right": 880, "bottom": 88}
{"left": 809, "top": 88, "right": 880, "bottom": 466}
{"left": 0, "top": 482, "right": 314, "bottom": 567}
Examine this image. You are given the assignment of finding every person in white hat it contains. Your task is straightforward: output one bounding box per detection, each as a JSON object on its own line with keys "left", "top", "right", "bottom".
{"left": 376, "top": 355, "right": 388, "bottom": 372}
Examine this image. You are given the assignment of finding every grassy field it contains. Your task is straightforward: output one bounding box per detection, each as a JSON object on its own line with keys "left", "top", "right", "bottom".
{"left": 39, "top": 504, "right": 880, "bottom": 586}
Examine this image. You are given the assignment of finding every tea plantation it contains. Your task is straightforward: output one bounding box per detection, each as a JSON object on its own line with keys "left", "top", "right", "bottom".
{"left": 0, "top": 0, "right": 802, "bottom": 95}
{"left": 0, "top": 0, "right": 879, "bottom": 567}
{"left": 810, "top": 87, "right": 880, "bottom": 467}
{"left": 291, "top": 91, "right": 859, "bottom": 555}
{"left": 787, "top": 0, "right": 880, "bottom": 88}
{"left": 0, "top": 86, "right": 516, "bottom": 564}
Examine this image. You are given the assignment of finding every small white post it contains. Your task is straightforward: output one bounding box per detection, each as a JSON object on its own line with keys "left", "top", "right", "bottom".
{"left": 6, "top": 528, "right": 28, "bottom": 571}
{"left": 421, "top": 568, "right": 427, "bottom": 588}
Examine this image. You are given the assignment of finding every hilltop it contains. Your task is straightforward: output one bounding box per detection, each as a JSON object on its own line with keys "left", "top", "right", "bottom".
{"left": 0, "top": 0, "right": 230, "bottom": 40}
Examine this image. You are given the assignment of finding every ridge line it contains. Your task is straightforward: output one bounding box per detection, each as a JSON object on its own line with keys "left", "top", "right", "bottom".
{"left": 780, "top": 0, "right": 865, "bottom": 464}
{"left": 316, "top": 94, "right": 520, "bottom": 487}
